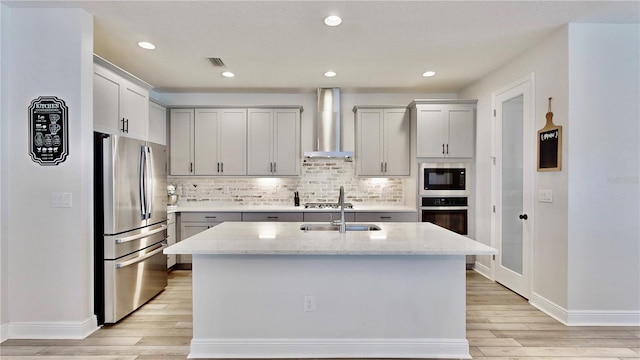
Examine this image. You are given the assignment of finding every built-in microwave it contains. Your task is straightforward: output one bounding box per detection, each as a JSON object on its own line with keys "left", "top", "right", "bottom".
{"left": 419, "top": 163, "right": 469, "bottom": 196}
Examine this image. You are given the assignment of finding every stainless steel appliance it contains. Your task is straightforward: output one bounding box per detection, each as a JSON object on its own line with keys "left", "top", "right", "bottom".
{"left": 419, "top": 162, "right": 469, "bottom": 196}
{"left": 420, "top": 197, "right": 468, "bottom": 235}
{"left": 94, "top": 132, "right": 168, "bottom": 324}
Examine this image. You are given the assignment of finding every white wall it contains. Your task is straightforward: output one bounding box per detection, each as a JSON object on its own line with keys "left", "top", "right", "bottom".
{"left": 459, "top": 26, "right": 570, "bottom": 309}
{"left": 0, "top": 3, "right": 8, "bottom": 342}
{"left": 1, "top": 8, "right": 97, "bottom": 339}
{"left": 567, "top": 24, "right": 640, "bottom": 317}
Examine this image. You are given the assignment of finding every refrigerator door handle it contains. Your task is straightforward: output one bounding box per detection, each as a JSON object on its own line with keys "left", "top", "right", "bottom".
{"left": 139, "top": 146, "right": 147, "bottom": 220}
{"left": 145, "top": 146, "right": 154, "bottom": 219}
{"left": 115, "top": 244, "right": 166, "bottom": 268}
{"left": 115, "top": 225, "right": 168, "bottom": 244}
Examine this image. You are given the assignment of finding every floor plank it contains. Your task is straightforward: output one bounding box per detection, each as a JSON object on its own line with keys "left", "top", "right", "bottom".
{"left": 0, "top": 270, "right": 638, "bottom": 359}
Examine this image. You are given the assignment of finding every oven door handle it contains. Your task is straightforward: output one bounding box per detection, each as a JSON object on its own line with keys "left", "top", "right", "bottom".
{"left": 116, "top": 244, "right": 166, "bottom": 268}
{"left": 421, "top": 206, "right": 469, "bottom": 211}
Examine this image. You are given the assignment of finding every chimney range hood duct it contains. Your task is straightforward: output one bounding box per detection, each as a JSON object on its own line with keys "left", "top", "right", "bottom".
{"left": 304, "top": 87, "right": 354, "bottom": 160}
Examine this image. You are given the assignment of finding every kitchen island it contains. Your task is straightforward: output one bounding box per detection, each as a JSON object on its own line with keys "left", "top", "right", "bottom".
{"left": 164, "top": 221, "right": 497, "bottom": 359}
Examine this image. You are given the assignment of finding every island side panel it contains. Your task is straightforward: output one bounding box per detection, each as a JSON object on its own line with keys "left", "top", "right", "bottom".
{"left": 190, "top": 254, "right": 469, "bottom": 359}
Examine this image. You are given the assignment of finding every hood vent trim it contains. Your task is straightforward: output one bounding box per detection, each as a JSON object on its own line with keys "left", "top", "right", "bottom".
{"left": 304, "top": 88, "right": 354, "bottom": 160}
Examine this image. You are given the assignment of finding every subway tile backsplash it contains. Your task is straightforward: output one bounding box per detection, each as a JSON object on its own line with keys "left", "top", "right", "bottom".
{"left": 168, "top": 160, "right": 405, "bottom": 206}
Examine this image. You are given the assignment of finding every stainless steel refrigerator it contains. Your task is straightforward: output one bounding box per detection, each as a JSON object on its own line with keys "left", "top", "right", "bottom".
{"left": 94, "top": 132, "right": 168, "bottom": 324}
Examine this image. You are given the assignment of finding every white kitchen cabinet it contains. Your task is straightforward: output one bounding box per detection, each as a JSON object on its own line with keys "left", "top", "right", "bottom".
{"left": 178, "top": 212, "right": 242, "bottom": 264}
{"left": 169, "top": 108, "right": 195, "bottom": 175}
{"left": 93, "top": 56, "right": 151, "bottom": 140}
{"left": 354, "top": 212, "right": 417, "bottom": 222}
{"left": 303, "top": 212, "right": 356, "bottom": 222}
{"left": 413, "top": 100, "right": 476, "bottom": 158}
{"left": 167, "top": 212, "right": 177, "bottom": 269}
{"left": 242, "top": 212, "right": 303, "bottom": 222}
{"left": 247, "top": 108, "right": 301, "bottom": 176}
{"left": 195, "top": 108, "right": 247, "bottom": 176}
{"left": 149, "top": 101, "right": 167, "bottom": 145}
{"left": 355, "top": 107, "right": 410, "bottom": 176}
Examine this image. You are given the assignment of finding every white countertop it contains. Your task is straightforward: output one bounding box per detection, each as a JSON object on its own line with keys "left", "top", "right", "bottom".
{"left": 168, "top": 204, "right": 416, "bottom": 213}
{"left": 164, "top": 221, "right": 497, "bottom": 256}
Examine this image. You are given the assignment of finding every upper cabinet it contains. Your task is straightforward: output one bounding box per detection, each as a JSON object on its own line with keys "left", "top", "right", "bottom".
{"left": 93, "top": 55, "right": 152, "bottom": 140}
{"left": 195, "top": 108, "right": 247, "bottom": 176}
{"left": 354, "top": 106, "right": 410, "bottom": 176}
{"left": 148, "top": 101, "right": 167, "bottom": 145}
{"left": 169, "top": 108, "right": 247, "bottom": 176}
{"left": 247, "top": 108, "right": 301, "bottom": 176}
{"left": 412, "top": 100, "right": 476, "bottom": 158}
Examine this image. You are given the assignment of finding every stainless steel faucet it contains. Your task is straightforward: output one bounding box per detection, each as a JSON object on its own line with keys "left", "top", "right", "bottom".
{"left": 338, "top": 186, "right": 346, "bottom": 233}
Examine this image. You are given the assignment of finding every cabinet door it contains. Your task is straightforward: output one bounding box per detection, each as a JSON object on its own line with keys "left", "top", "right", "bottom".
{"left": 247, "top": 109, "right": 273, "bottom": 175}
{"left": 169, "top": 109, "right": 195, "bottom": 175}
{"left": 416, "top": 107, "right": 448, "bottom": 157}
{"left": 447, "top": 105, "right": 474, "bottom": 158}
{"left": 242, "top": 212, "right": 303, "bottom": 222}
{"left": 93, "top": 69, "right": 120, "bottom": 135}
{"left": 354, "top": 212, "right": 417, "bottom": 222}
{"left": 178, "top": 223, "right": 212, "bottom": 264}
{"left": 356, "top": 109, "right": 384, "bottom": 175}
{"left": 273, "top": 109, "right": 300, "bottom": 175}
{"left": 218, "top": 109, "right": 247, "bottom": 176}
{"left": 194, "top": 108, "right": 220, "bottom": 175}
{"left": 149, "top": 101, "right": 167, "bottom": 145}
{"left": 120, "top": 81, "right": 149, "bottom": 140}
{"left": 383, "top": 108, "right": 410, "bottom": 175}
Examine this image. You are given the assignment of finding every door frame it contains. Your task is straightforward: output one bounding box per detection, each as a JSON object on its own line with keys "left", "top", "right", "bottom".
{"left": 491, "top": 73, "right": 535, "bottom": 299}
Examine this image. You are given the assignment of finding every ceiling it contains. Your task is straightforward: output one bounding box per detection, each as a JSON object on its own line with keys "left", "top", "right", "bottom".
{"left": 4, "top": 1, "right": 639, "bottom": 94}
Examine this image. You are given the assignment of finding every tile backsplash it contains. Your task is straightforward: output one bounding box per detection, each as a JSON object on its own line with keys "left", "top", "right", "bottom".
{"left": 168, "top": 160, "right": 405, "bottom": 206}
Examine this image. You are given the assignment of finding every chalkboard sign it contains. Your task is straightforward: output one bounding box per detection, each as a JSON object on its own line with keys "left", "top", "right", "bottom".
{"left": 29, "top": 96, "right": 69, "bottom": 166}
{"left": 537, "top": 98, "right": 562, "bottom": 171}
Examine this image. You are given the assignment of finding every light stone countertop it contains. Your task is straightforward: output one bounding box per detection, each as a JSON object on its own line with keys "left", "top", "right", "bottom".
{"left": 164, "top": 221, "right": 497, "bottom": 256}
{"left": 169, "top": 204, "right": 417, "bottom": 213}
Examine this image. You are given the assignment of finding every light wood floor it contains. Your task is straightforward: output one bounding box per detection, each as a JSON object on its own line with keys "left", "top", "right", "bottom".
{"left": 1, "top": 270, "right": 638, "bottom": 359}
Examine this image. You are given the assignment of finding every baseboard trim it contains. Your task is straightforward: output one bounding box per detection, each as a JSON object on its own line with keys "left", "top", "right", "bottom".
{"left": 472, "top": 261, "right": 492, "bottom": 280}
{"left": 8, "top": 315, "right": 99, "bottom": 339}
{"left": 530, "top": 292, "right": 640, "bottom": 326}
{"left": 189, "top": 338, "right": 471, "bottom": 359}
{"left": 0, "top": 322, "right": 8, "bottom": 343}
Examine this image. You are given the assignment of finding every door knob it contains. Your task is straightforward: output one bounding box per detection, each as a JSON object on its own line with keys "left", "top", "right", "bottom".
{"left": 519, "top": 214, "right": 528, "bottom": 220}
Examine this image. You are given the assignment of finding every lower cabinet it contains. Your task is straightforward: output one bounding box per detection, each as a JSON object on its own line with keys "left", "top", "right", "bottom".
{"left": 242, "top": 212, "right": 303, "bottom": 222}
{"left": 354, "top": 212, "right": 417, "bottom": 222}
{"left": 177, "top": 212, "right": 242, "bottom": 265}
{"left": 167, "top": 213, "right": 177, "bottom": 269}
{"left": 303, "top": 212, "right": 355, "bottom": 222}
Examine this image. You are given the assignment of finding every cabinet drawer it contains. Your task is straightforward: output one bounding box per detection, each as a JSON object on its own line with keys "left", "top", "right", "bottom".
{"left": 180, "top": 212, "right": 242, "bottom": 222}
{"left": 303, "top": 212, "right": 355, "bottom": 222}
{"left": 354, "top": 212, "right": 417, "bottom": 222}
{"left": 242, "top": 212, "right": 303, "bottom": 222}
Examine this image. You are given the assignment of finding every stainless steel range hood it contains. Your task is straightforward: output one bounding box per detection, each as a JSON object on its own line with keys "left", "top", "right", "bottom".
{"left": 304, "top": 88, "right": 354, "bottom": 160}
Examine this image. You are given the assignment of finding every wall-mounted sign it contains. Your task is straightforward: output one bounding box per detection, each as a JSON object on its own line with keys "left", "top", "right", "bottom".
{"left": 537, "top": 97, "right": 562, "bottom": 171}
{"left": 29, "top": 96, "right": 69, "bottom": 166}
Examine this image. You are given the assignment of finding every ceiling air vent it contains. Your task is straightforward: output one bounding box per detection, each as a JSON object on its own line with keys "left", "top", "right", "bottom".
{"left": 208, "top": 57, "right": 226, "bottom": 67}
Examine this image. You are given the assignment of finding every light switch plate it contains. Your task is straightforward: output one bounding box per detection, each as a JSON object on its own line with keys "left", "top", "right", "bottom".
{"left": 52, "top": 192, "right": 72, "bottom": 208}
{"left": 538, "top": 189, "right": 553, "bottom": 203}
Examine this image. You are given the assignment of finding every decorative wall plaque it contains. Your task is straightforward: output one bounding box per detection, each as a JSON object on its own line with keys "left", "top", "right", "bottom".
{"left": 29, "top": 96, "right": 69, "bottom": 166}
{"left": 537, "top": 97, "right": 562, "bottom": 171}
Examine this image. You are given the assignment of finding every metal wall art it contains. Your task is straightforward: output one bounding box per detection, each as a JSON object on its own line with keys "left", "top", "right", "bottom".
{"left": 29, "top": 96, "right": 69, "bottom": 166}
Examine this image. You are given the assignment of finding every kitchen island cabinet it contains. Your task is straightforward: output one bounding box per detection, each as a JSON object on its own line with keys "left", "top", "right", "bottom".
{"left": 165, "top": 221, "right": 496, "bottom": 359}
{"left": 412, "top": 100, "right": 476, "bottom": 158}
{"left": 177, "top": 212, "right": 242, "bottom": 265}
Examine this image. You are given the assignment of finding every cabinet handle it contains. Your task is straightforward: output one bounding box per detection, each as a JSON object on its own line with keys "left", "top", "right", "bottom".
{"left": 205, "top": 216, "right": 217, "bottom": 219}
{"left": 381, "top": 163, "right": 384, "bottom": 173}
{"left": 121, "top": 118, "right": 126, "bottom": 132}
{"left": 221, "top": 162, "right": 224, "bottom": 173}
{"left": 380, "top": 216, "right": 392, "bottom": 219}
{"left": 125, "top": 119, "right": 129, "bottom": 133}
{"left": 217, "top": 162, "right": 220, "bottom": 172}
{"left": 442, "top": 144, "right": 445, "bottom": 154}
{"left": 190, "top": 162, "right": 193, "bottom": 173}
{"left": 273, "top": 162, "right": 276, "bottom": 173}
{"left": 267, "top": 216, "right": 278, "bottom": 219}
{"left": 446, "top": 144, "right": 449, "bottom": 154}
{"left": 384, "top": 162, "right": 388, "bottom": 173}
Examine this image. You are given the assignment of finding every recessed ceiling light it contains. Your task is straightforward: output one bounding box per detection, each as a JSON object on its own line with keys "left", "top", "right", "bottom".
{"left": 422, "top": 71, "right": 436, "bottom": 77}
{"left": 137, "top": 41, "right": 156, "bottom": 50}
{"left": 222, "top": 71, "right": 235, "bottom": 78}
{"left": 324, "top": 71, "right": 337, "bottom": 77}
{"left": 324, "top": 15, "right": 342, "bottom": 26}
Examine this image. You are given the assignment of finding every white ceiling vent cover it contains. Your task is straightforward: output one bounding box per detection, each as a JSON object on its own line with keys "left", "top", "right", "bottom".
{"left": 208, "top": 57, "right": 226, "bottom": 67}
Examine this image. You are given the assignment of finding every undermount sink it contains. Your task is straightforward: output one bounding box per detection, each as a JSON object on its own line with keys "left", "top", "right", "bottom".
{"left": 300, "top": 223, "right": 382, "bottom": 232}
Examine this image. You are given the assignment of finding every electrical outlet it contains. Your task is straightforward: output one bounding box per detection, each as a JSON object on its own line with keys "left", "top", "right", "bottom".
{"left": 303, "top": 295, "right": 316, "bottom": 312}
